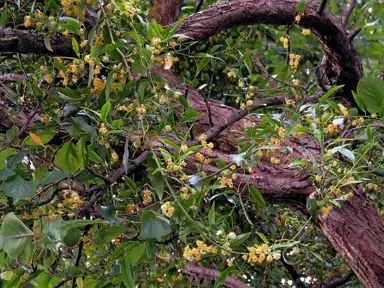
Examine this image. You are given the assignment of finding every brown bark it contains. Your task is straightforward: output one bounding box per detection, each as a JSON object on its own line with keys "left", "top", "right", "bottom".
{"left": 319, "top": 196, "right": 384, "bottom": 288}
{"left": 148, "top": 0, "right": 183, "bottom": 26}
{"left": 0, "top": 29, "right": 75, "bottom": 57}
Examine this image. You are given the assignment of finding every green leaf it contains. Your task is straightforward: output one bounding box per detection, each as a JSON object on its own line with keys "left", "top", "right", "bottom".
{"left": 121, "top": 260, "right": 135, "bottom": 288}
{"left": 208, "top": 202, "right": 215, "bottom": 225}
{"left": 72, "top": 37, "right": 80, "bottom": 57}
{"left": 256, "top": 232, "right": 269, "bottom": 244}
{"left": 147, "top": 157, "right": 164, "bottom": 199}
{"left": 77, "top": 137, "right": 88, "bottom": 169}
{"left": 54, "top": 141, "right": 80, "bottom": 173}
{"left": 195, "top": 57, "right": 210, "bottom": 78}
{"left": 243, "top": 51, "right": 253, "bottom": 75}
{"left": 140, "top": 212, "right": 171, "bottom": 239}
{"left": 24, "top": 128, "right": 57, "bottom": 145}
{"left": 93, "top": 226, "right": 125, "bottom": 245}
{"left": 2, "top": 176, "right": 36, "bottom": 203}
{"left": 306, "top": 198, "right": 318, "bottom": 220}
{"left": 60, "top": 219, "right": 108, "bottom": 230}
{"left": 44, "top": 34, "right": 53, "bottom": 52}
{"left": 229, "top": 232, "right": 251, "bottom": 247}
{"left": 319, "top": 85, "right": 344, "bottom": 104}
{"left": 214, "top": 267, "right": 233, "bottom": 288}
{"left": 181, "top": 109, "right": 200, "bottom": 123}
{"left": 249, "top": 185, "right": 266, "bottom": 208}
{"left": 338, "top": 148, "right": 355, "bottom": 162}
{"left": 62, "top": 266, "right": 83, "bottom": 277}
{"left": 0, "top": 148, "right": 17, "bottom": 170}
{"left": 123, "top": 139, "right": 130, "bottom": 175}
{"left": 0, "top": 213, "right": 34, "bottom": 258}
{"left": 62, "top": 228, "right": 81, "bottom": 247}
{"left": 356, "top": 75, "right": 384, "bottom": 114}
{"left": 0, "top": 168, "right": 15, "bottom": 181}
{"left": 295, "top": 1, "right": 306, "bottom": 13}
{"left": 36, "top": 170, "right": 69, "bottom": 186}
{"left": 100, "top": 100, "right": 111, "bottom": 122}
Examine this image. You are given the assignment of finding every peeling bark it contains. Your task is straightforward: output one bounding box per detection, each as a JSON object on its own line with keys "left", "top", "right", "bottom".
{"left": 319, "top": 196, "right": 384, "bottom": 288}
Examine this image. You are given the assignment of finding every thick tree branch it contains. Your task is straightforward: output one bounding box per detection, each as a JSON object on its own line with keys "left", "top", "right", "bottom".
{"left": 0, "top": 29, "right": 75, "bottom": 57}
{"left": 176, "top": 0, "right": 363, "bottom": 99}
{"left": 0, "top": 74, "right": 29, "bottom": 81}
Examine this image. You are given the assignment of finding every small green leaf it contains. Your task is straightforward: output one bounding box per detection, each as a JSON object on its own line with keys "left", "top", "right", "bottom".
{"left": 140, "top": 212, "right": 171, "bottom": 239}
{"left": 121, "top": 260, "right": 135, "bottom": 288}
{"left": 0, "top": 168, "right": 15, "bottom": 181}
{"left": 44, "top": 34, "right": 53, "bottom": 52}
{"left": 295, "top": 1, "right": 306, "bottom": 13}
{"left": 249, "top": 185, "right": 266, "bottom": 208}
{"left": 181, "top": 109, "right": 200, "bottom": 123}
{"left": 93, "top": 226, "right": 125, "bottom": 245}
{"left": 229, "top": 232, "right": 251, "bottom": 247}
{"left": 62, "top": 266, "right": 83, "bottom": 278}
{"left": 319, "top": 85, "right": 344, "bottom": 104}
{"left": 100, "top": 100, "right": 111, "bottom": 122}
{"left": 306, "top": 198, "right": 318, "bottom": 220}
{"left": 356, "top": 75, "right": 384, "bottom": 114}
{"left": 3, "top": 176, "right": 36, "bottom": 203}
{"left": 214, "top": 267, "right": 233, "bottom": 288}
{"left": 208, "top": 202, "right": 215, "bottom": 225}
{"left": 77, "top": 137, "right": 88, "bottom": 169}
{"left": 54, "top": 141, "right": 80, "bottom": 173}
{"left": 256, "top": 232, "right": 269, "bottom": 244}
{"left": 147, "top": 157, "right": 164, "bottom": 199}
{"left": 0, "top": 213, "right": 34, "bottom": 258}
{"left": 72, "top": 37, "right": 80, "bottom": 57}
{"left": 123, "top": 139, "right": 130, "bottom": 175}
{"left": 62, "top": 228, "right": 81, "bottom": 247}
{"left": 36, "top": 170, "right": 69, "bottom": 186}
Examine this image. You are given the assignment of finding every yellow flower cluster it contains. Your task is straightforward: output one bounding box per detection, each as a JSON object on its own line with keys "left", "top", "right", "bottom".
{"left": 19, "top": 273, "right": 30, "bottom": 283}
{"left": 220, "top": 176, "right": 234, "bottom": 188}
{"left": 292, "top": 79, "right": 299, "bottom": 86}
{"left": 270, "top": 157, "right": 280, "bottom": 164}
{"left": 339, "top": 105, "right": 349, "bottom": 118}
{"left": 57, "top": 190, "right": 84, "bottom": 217}
{"left": 302, "top": 29, "right": 311, "bottom": 36}
{"left": 136, "top": 104, "right": 147, "bottom": 118}
{"left": 289, "top": 54, "right": 301, "bottom": 72}
{"left": 111, "top": 152, "right": 119, "bottom": 163}
{"left": 166, "top": 159, "right": 185, "bottom": 173}
{"left": 227, "top": 71, "right": 237, "bottom": 78}
{"left": 280, "top": 37, "right": 289, "bottom": 49}
{"left": 195, "top": 152, "right": 211, "bottom": 165}
{"left": 321, "top": 206, "right": 332, "bottom": 216}
{"left": 24, "top": 16, "right": 32, "bottom": 28}
{"left": 352, "top": 117, "right": 364, "bottom": 126}
{"left": 161, "top": 201, "right": 175, "bottom": 217}
{"left": 243, "top": 243, "right": 273, "bottom": 264}
{"left": 91, "top": 78, "right": 106, "bottom": 94}
{"left": 41, "top": 114, "right": 52, "bottom": 123}
{"left": 180, "top": 187, "right": 190, "bottom": 200}
{"left": 99, "top": 123, "right": 108, "bottom": 135}
{"left": 183, "top": 240, "right": 218, "bottom": 261}
{"left": 61, "top": 0, "right": 89, "bottom": 19}
{"left": 256, "top": 150, "right": 263, "bottom": 158}
{"left": 171, "top": 273, "right": 183, "bottom": 282}
{"left": 121, "top": 0, "right": 139, "bottom": 18}
{"left": 325, "top": 123, "right": 339, "bottom": 136}
{"left": 366, "top": 183, "right": 380, "bottom": 192}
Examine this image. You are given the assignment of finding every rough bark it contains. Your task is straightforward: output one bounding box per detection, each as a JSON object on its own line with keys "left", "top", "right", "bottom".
{"left": 0, "top": 29, "right": 75, "bottom": 57}
{"left": 148, "top": 0, "right": 183, "bottom": 26}
{"left": 319, "top": 196, "right": 384, "bottom": 288}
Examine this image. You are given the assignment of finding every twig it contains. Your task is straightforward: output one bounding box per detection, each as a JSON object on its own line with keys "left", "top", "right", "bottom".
{"left": 342, "top": 0, "right": 357, "bottom": 28}
{"left": 280, "top": 255, "right": 306, "bottom": 288}
{"left": 252, "top": 54, "right": 278, "bottom": 89}
{"left": 186, "top": 262, "right": 249, "bottom": 288}
{"left": 53, "top": 279, "right": 70, "bottom": 288}
{"left": 325, "top": 271, "right": 354, "bottom": 288}
{"left": 317, "top": 0, "right": 328, "bottom": 15}
{"left": 194, "top": 0, "right": 204, "bottom": 13}
{"left": 347, "top": 27, "right": 362, "bottom": 42}
{"left": 0, "top": 94, "right": 48, "bottom": 153}
{"left": 71, "top": 241, "right": 83, "bottom": 288}
{"left": 0, "top": 74, "right": 29, "bottom": 81}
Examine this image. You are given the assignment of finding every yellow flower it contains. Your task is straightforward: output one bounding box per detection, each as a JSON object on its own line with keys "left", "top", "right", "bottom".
{"left": 295, "top": 14, "right": 301, "bottom": 23}
{"left": 302, "top": 29, "right": 311, "bottom": 36}
{"left": 247, "top": 100, "right": 253, "bottom": 106}
{"left": 111, "top": 152, "right": 119, "bottom": 163}
{"left": 161, "top": 201, "right": 175, "bottom": 217}
{"left": 164, "top": 125, "right": 172, "bottom": 132}
{"left": 99, "top": 123, "right": 108, "bottom": 135}
{"left": 292, "top": 79, "right": 299, "bottom": 86}
{"left": 80, "top": 40, "right": 88, "bottom": 48}
{"left": 280, "top": 36, "right": 289, "bottom": 49}
{"left": 24, "top": 16, "right": 32, "bottom": 28}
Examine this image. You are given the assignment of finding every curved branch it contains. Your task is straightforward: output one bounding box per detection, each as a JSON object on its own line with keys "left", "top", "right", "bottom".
{"left": 175, "top": 0, "right": 363, "bottom": 97}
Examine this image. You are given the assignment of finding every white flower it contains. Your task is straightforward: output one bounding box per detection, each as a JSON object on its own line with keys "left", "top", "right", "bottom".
{"left": 287, "top": 280, "right": 293, "bottom": 286}
{"left": 227, "top": 232, "right": 236, "bottom": 239}
{"left": 216, "top": 230, "right": 224, "bottom": 237}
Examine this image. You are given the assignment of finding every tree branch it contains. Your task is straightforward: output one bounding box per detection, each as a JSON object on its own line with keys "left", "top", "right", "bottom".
{"left": 0, "top": 74, "right": 29, "bottom": 81}
{"left": 317, "top": 0, "right": 328, "bottom": 15}
{"left": 342, "top": 0, "right": 357, "bottom": 29}
{"left": 325, "top": 271, "right": 354, "bottom": 288}
{"left": 186, "top": 262, "right": 249, "bottom": 288}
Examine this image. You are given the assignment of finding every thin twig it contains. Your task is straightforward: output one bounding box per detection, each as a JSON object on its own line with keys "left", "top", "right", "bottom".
{"left": 317, "top": 0, "right": 328, "bottom": 15}
{"left": 325, "top": 271, "right": 354, "bottom": 288}
{"left": 194, "top": 0, "right": 204, "bottom": 13}
{"left": 252, "top": 54, "right": 278, "bottom": 89}
{"left": 342, "top": 0, "right": 357, "bottom": 28}
{"left": 347, "top": 27, "right": 362, "bottom": 42}
{"left": 71, "top": 241, "right": 83, "bottom": 288}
